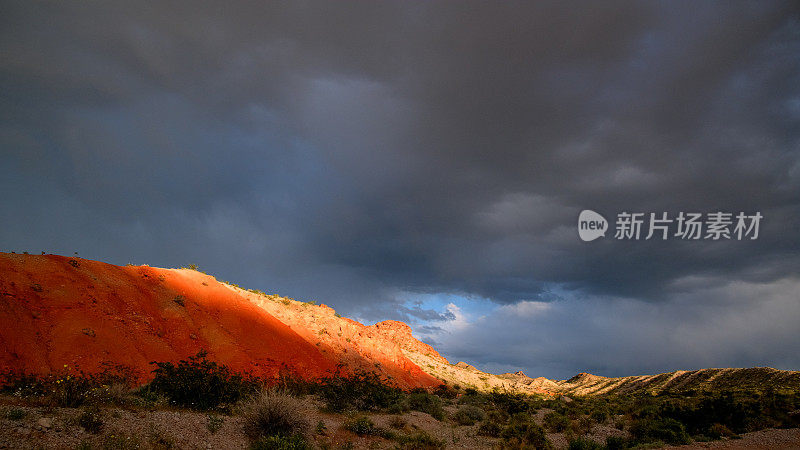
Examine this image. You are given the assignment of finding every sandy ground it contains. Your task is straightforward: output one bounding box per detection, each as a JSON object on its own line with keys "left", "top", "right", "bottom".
{"left": 665, "top": 428, "right": 800, "bottom": 450}
{"left": 1, "top": 399, "right": 798, "bottom": 449}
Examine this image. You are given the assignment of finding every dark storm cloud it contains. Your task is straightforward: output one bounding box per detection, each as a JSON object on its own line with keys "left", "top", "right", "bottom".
{"left": 2, "top": 1, "right": 799, "bottom": 375}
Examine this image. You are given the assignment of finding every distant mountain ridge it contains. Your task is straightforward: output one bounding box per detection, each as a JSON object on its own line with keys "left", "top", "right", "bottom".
{"left": 1, "top": 253, "right": 798, "bottom": 396}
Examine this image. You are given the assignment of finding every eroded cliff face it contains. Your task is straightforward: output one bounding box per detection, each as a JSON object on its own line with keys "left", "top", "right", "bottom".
{"left": 0, "top": 253, "right": 439, "bottom": 389}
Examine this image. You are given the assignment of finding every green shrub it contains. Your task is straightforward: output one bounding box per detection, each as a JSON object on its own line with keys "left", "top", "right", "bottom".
{"left": 501, "top": 414, "right": 552, "bottom": 449}
{"left": 489, "top": 391, "right": 530, "bottom": 415}
{"left": 567, "top": 437, "right": 604, "bottom": 450}
{"left": 543, "top": 411, "right": 569, "bottom": 432}
{"left": 434, "top": 384, "right": 457, "bottom": 399}
{"left": 147, "top": 350, "right": 256, "bottom": 410}
{"left": 394, "top": 431, "right": 446, "bottom": 449}
{"left": 630, "top": 417, "right": 690, "bottom": 445}
{"left": 343, "top": 415, "right": 377, "bottom": 435}
{"left": 477, "top": 410, "right": 505, "bottom": 437}
{"left": 604, "top": 435, "right": 627, "bottom": 450}
{"left": 5, "top": 408, "right": 25, "bottom": 420}
{"left": 78, "top": 406, "right": 104, "bottom": 433}
{"left": 318, "top": 370, "right": 401, "bottom": 412}
{"left": 707, "top": 422, "right": 736, "bottom": 439}
{"left": 453, "top": 405, "right": 486, "bottom": 425}
{"left": 407, "top": 392, "right": 444, "bottom": 420}
{"left": 389, "top": 416, "right": 407, "bottom": 429}
{"left": 240, "top": 390, "right": 310, "bottom": 442}
{"left": 207, "top": 414, "right": 224, "bottom": 434}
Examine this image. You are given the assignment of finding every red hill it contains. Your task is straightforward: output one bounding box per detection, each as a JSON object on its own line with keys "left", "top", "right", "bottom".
{"left": 0, "top": 253, "right": 439, "bottom": 389}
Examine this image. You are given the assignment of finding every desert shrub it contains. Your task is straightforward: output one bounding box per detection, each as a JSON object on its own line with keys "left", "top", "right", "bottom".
{"left": 394, "top": 431, "right": 446, "bottom": 449}
{"left": 148, "top": 431, "right": 176, "bottom": 449}
{"left": 489, "top": 391, "right": 529, "bottom": 415}
{"left": 543, "top": 411, "right": 569, "bottom": 432}
{"left": 240, "top": 390, "right": 310, "bottom": 442}
{"left": 457, "top": 390, "right": 487, "bottom": 406}
{"left": 343, "top": 415, "right": 377, "bottom": 435}
{"left": 318, "top": 370, "right": 401, "bottom": 412}
{"left": 434, "top": 384, "right": 457, "bottom": 399}
{"left": 389, "top": 416, "right": 407, "bottom": 429}
{"left": 589, "top": 406, "right": 609, "bottom": 424}
{"left": 707, "top": 422, "right": 736, "bottom": 439}
{"left": 604, "top": 436, "right": 627, "bottom": 450}
{"left": 207, "top": 414, "right": 224, "bottom": 434}
{"left": 274, "top": 369, "right": 315, "bottom": 396}
{"left": 147, "top": 350, "right": 256, "bottom": 410}
{"left": 250, "top": 434, "right": 310, "bottom": 450}
{"left": 501, "top": 414, "right": 552, "bottom": 449}
{"left": 78, "top": 406, "right": 104, "bottom": 433}
{"left": 629, "top": 417, "right": 690, "bottom": 445}
{"left": 567, "top": 437, "right": 604, "bottom": 450}
{"left": 407, "top": 392, "right": 444, "bottom": 420}
{"left": 478, "top": 420, "right": 502, "bottom": 437}
{"left": 5, "top": 408, "right": 26, "bottom": 420}
{"left": 101, "top": 432, "right": 141, "bottom": 450}
{"left": 453, "top": 405, "right": 486, "bottom": 425}
{"left": 659, "top": 392, "right": 763, "bottom": 435}
{"left": 477, "top": 410, "right": 505, "bottom": 437}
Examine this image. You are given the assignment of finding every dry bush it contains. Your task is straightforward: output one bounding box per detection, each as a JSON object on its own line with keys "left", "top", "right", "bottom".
{"left": 240, "top": 390, "right": 310, "bottom": 441}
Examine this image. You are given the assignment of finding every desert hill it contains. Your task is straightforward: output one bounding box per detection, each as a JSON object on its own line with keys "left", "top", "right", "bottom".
{"left": 1, "top": 252, "right": 798, "bottom": 397}
{"left": 0, "top": 253, "right": 438, "bottom": 388}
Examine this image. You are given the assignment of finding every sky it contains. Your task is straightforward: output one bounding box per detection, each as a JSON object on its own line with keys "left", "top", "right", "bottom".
{"left": 1, "top": 1, "right": 799, "bottom": 379}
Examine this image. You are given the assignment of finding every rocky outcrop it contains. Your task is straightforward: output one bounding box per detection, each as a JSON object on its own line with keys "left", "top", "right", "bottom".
{"left": 372, "top": 320, "right": 449, "bottom": 365}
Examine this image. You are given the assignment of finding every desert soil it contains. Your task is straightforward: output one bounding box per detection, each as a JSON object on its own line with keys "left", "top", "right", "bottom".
{"left": 4, "top": 397, "right": 798, "bottom": 449}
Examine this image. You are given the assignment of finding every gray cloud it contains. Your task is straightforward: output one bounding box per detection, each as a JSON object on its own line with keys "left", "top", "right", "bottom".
{"left": 428, "top": 276, "right": 800, "bottom": 379}
{"left": 1, "top": 1, "right": 799, "bottom": 376}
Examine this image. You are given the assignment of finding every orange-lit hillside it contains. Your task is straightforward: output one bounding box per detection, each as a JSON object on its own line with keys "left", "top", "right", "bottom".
{"left": 0, "top": 253, "right": 440, "bottom": 389}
